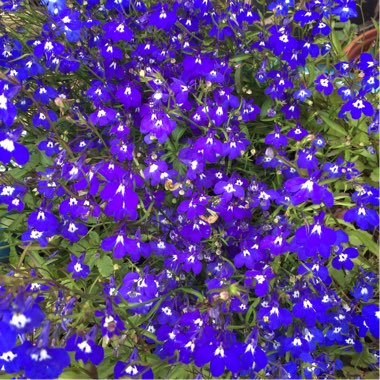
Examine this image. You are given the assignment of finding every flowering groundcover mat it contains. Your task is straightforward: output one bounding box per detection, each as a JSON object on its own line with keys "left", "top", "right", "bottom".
{"left": 0, "top": 0, "right": 379, "bottom": 379}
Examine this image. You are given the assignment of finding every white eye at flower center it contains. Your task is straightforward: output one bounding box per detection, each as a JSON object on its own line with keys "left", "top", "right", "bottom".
{"left": 311, "top": 224, "right": 322, "bottom": 236}
{"left": 116, "top": 184, "right": 125, "bottom": 196}
{"left": 255, "top": 275, "right": 265, "bottom": 284}
{"left": 10, "top": 313, "right": 31, "bottom": 329}
{"left": 37, "top": 211, "right": 45, "bottom": 220}
{"left": 78, "top": 341, "right": 92, "bottom": 353}
{"left": 301, "top": 179, "right": 314, "bottom": 192}
{"left": 0, "top": 138, "right": 15, "bottom": 152}
{"left": 74, "top": 262, "right": 83, "bottom": 272}
{"left": 116, "top": 234, "right": 124, "bottom": 245}
{"left": 224, "top": 183, "right": 236, "bottom": 193}
{"left": 214, "top": 346, "right": 225, "bottom": 357}
{"left": 216, "top": 107, "right": 223, "bottom": 116}
{"left": 104, "top": 315, "right": 114, "bottom": 327}
{"left": 185, "top": 341, "right": 195, "bottom": 352}
{"left": 31, "top": 230, "right": 43, "bottom": 239}
{"left": 292, "top": 338, "right": 302, "bottom": 346}
{"left": 270, "top": 307, "right": 279, "bottom": 316}
{"left": 338, "top": 253, "right": 348, "bottom": 262}
{"left": 44, "top": 41, "right": 53, "bottom": 51}
{"left": 0, "top": 351, "right": 17, "bottom": 362}
{"left": 162, "top": 307, "right": 172, "bottom": 315}
{"left": 68, "top": 223, "right": 78, "bottom": 233}
{"left": 31, "top": 349, "right": 51, "bottom": 361}
{"left": 242, "top": 249, "right": 250, "bottom": 257}
{"left": 116, "top": 24, "right": 124, "bottom": 33}
{"left": 320, "top": 79, "right": 329, "bottom": 87}
{"left": 259, "top": 191, "right": 270, "bottom": 200}
{"left": 303, "top": 299, "right": 313, "bottom": 308}
{"left": 352, "top": 99, "right": 364, "bottom": 109}
{"left": 1, "top": 186, "right": 15, "bottom": 196}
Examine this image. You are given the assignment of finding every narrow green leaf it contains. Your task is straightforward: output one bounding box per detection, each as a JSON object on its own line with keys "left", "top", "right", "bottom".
{"left": 349, "top": 230, "right": 379, "bottom": 257}
{"left": 229, "top": 54, "right": 251, "bottom": 63}
{"left": 319, "top": 111, "right": 347, "bottom": 136}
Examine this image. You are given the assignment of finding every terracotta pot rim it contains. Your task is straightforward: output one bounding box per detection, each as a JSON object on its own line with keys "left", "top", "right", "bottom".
{"left": 344, "top": 27, "right": 378, "bottom": 61}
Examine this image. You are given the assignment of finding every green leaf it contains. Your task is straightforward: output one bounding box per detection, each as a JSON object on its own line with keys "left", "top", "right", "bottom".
{"left": 306, "top": 63, "right": 315, "bottom": 84}
{"left": 330, "top": 267, "right": 346, "bottom": 288}
{"left": 59, "top": 368, "right": 91, "bottom": 379}
{"left": 96, "top": 255, "right": 114, "bottom": 278}
{"left": 342, "top": 366, "right": 364, "bottom": 378}
{"left": 353, "top": 255, "right": 372, "bottom": 269}
{"left": 330, "top": 27, "right": 344, "bottom": 58}
{"left": 167, "top": 363, "right": 194, "bottom": 379}
{"left": 363, "top": 371, "right": 380, "bottom": 379}
{"left": 176, "top": 287, "right": 205, "bottom": 301}
{"left": 352, "top": 131, "right": 369, "bottom": 146}
{"left": 260, "top": 98, "right": 273, "bottom": 118}
{"left": 234, "top": 63, "right": 243, "bottom": 94}
{"left": 88, "top": 231, "right": 100, "bottom": 245}
{"left": 350, "top": 348, "right": 378, "bottom": 368}
{"left": 370, "top": 167, "right": 379, "bottom": 183}
{"left": 245, "top": 297, "right": 261, "bottom": 325}
{"left": 229, "top": 54, "right": 251, "bottom": 63}
{"left": 319, "top": 112, "right": 347, "bottom": 136}
{"left": 91, "top": 354, "right": 115, "bottom": 380}
{"left": 349, "top": 230, "right": 379, "bottom": 257}
{"left": 171, "top": 125, "right": 186, "bottom": 143}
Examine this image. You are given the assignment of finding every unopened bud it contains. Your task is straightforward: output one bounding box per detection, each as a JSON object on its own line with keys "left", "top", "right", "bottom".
{"left": 220, "top": 291, "right": 230, "bottom": 300}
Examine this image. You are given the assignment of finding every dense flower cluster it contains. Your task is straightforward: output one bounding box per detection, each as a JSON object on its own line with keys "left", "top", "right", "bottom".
{"left": 0, "top": 0, "right": 378, "bottom": 379}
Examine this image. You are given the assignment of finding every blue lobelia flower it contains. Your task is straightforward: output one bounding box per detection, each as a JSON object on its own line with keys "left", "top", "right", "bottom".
{"left": 0, "top": 131, "right": 29, "bottom": 166}
{"left": 148, "top": 3, "right": 177, "bottom": 31}
{"left": 340, "top": 95, "right": 374, "bottom": 120}
{"left": 314, "top": 75, "right": 334, "bottom": 96}
{"left": 0, "top": 321, "right": 17, "bottom": 352}
{"left": 284, "top": 171, "right": 334, "bottom": 207}
{"left": 294, "top": 9, "right": 320, "bottom": 27}
{"left": 214, "top": 178, "right": 244, "bottom": 204}
{"left": 65, "top": 328, "right": 104, "bottom": 365}
{"left": 103, "top": 20, "right": 133, "bottom": 42}
{"left": 241, "top": 333, "right": 268, "bottom": 374}
{"left": 0, "top": 81, "right": 18, "bottom": 126}
{"left": 344, "top": 204, "right": 379, "bottom": 230}
{"left": 194, "top": 340, "right": 244, "bottom": 377}
{"left": 67, "top": 253, "right": 90, "bottom": 280}
{"left": 20, "top": 322, "right": 70, "bottom": 379}
{"left": 361, "top": 304, "right": 380, "bottom": 339}
{"left": 41, "top": 0, "right": 67, "bottom": 15}
{"left": 100, "top": 178, "right": 139, "bottom": 221}
{"left": 257, "top": 302, "right": 292, "bottom": 330}
{"left": 332, "top": 0, "right": 357, "bottom": 22}
{"left": 1, "top": 292, "right": 45, "bottom": 334}
{"left": 292, "top": 212, "right": 337, "bottom": 259}
{"left": 332, "top": 247, "right": 359, "bottom": 270}
{"left": 114, "top": 349, "right": 154, "bottom": 379}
